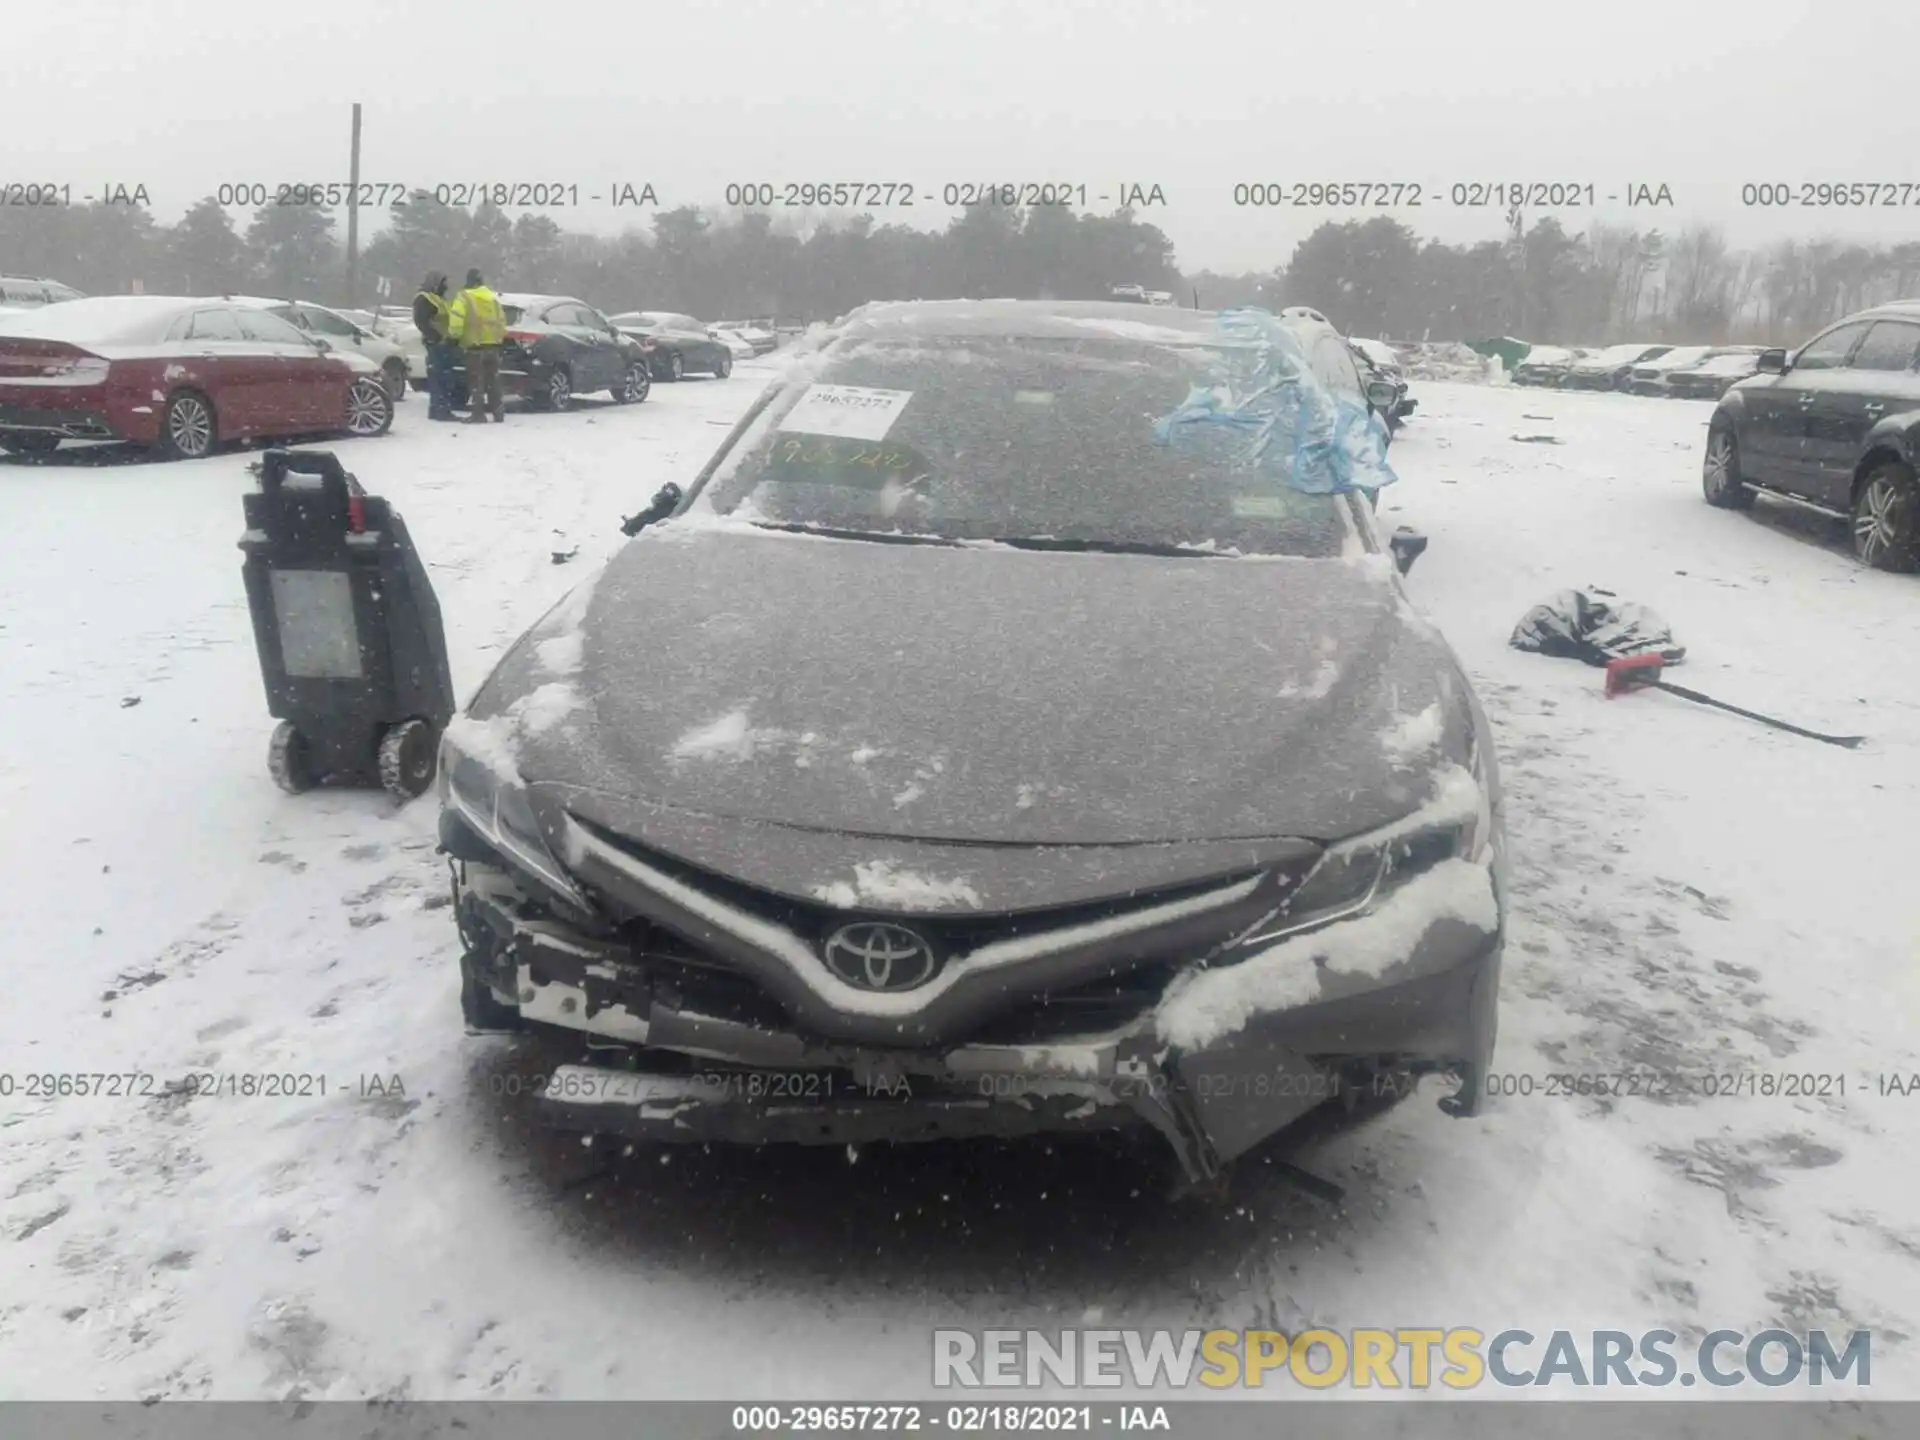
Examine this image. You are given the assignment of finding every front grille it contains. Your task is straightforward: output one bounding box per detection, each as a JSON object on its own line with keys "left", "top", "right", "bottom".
{"left": 578, "top": 821, "right": 1276, "bottom": 959}
{"left": 573, "top": 822, "right": 1298, "bottom": 1040}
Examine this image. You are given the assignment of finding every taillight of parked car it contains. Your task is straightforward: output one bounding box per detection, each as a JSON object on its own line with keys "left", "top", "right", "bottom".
{"left": 506, "top": 330, "right": 540, "bottom": 346}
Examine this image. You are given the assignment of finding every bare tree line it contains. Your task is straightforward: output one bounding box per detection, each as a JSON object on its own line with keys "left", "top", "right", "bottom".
{"left": 2, "top": 195, "right": 1912, "bottom": 345}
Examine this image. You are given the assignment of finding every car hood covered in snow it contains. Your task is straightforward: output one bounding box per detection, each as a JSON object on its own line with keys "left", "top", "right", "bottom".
{"left": 467, "top": 521, "right": 1476, "bottom": 863}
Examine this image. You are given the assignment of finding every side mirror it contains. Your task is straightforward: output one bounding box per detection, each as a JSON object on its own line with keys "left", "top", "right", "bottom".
{"left": 1389, "top": 527, "right": 1428, "bottom": 576}
{"left": 1365, "top": 379, "right": 1400, "bottom": 410}
{"left": 1756, "top": 348, "right": 1788, "bottom": 374}
{"left": 621, "top": 481, "right": 684, "bottom": 537}
{"left": 312, "top": 338, "right": 333, "bottom": 353}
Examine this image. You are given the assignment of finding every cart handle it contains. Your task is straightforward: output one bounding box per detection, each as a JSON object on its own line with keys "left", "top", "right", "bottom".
{"left": 257, "top": 448, "right": 366, "bottom": 498}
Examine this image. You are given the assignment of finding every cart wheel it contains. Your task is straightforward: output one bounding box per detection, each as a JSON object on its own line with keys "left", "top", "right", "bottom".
{"left": 378, "top": 718, "right": 439, "bottom": 801}
{"left": 268, "top": 721, "right": 317, "bottom": 795}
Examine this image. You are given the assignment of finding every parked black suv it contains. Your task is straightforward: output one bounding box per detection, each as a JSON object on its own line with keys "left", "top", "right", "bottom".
{"left": 1702, "top": 302, "right": 1920, "bottom": 571}
{"left": 459, "top": 294, "right": 652, "bottom": 411}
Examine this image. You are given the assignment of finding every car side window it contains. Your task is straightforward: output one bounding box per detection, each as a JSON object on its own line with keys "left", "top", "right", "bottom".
{"left": 46, "top": 283, "right": 80, "bottom": 302}
{"left": 578, "top": 305, "right": 616, "bottom": 331}
{"left": 185, "top": 308, "right": 243, "bottom": 341}
{"left": 1848, "top": 321, "right": 1920, "bottom": 373}
{"left": 1793, "top": 322, "right": 1868, "bottom": 372}
{"left": 236, "top": 308, "right": 312, "bottom": 345}
{"left": 543, "top": 303, "right": 584, "bottom": 327}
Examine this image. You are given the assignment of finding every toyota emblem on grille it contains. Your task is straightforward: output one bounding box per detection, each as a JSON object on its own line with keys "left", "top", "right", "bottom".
{"left": 821, "top": 921, "right": 939, "bottom": 992}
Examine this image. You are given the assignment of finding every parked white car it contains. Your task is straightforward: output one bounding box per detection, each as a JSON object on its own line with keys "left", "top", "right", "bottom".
{"left": 710, "top": 320, "right": 778, "bottom": 355}
{"left": 227, "top": 296, "right": 413, "bottom": 399}
{"left": 371, "top": 310, "right": 430, "bottom": 391}
{"left": 1563, "top": 343, "right": 1674, "bottom": 391}
{"left": 1621, "top": 346, "right": 1715, "bottom": 395}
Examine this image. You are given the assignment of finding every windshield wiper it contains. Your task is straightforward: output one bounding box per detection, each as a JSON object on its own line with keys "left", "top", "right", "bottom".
{"left": 993, "top": 536, "right": 1229, "bottom": 558}
{"left": 744, "top": 522, "right": 1230, "bottom": 558}
{"left": 744, "top": 520, "right": 966, "bottom": 547}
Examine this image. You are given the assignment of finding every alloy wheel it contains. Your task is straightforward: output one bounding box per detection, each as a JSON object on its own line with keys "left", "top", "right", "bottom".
{"left": 168, "top": 395, "right": 213, "bottom": 457}
{"left": 346, "top": 379, "right": 391, "bottom": 435}
{"left": 1854, "top": 470, "right": 1916, "bottom": 570}
{"left": 549, "top": 369, "right": 572, "bottom": 409}
{"left": 1702, "top": 429, "right": 1751, "bottom": 509}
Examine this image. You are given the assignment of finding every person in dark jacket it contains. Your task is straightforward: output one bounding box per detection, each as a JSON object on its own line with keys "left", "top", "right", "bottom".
{"left": 413, "top": 272, "right": 457, "bottom": 421}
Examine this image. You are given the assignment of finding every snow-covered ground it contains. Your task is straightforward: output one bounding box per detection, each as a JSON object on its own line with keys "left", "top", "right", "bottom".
{"left": 2, "top": 373, "right": 1916, "bottom": 1401}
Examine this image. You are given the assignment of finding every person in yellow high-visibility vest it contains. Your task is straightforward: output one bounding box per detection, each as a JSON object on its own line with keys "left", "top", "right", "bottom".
{"left": 446, "top": 267, "right": 507, "bottom": 423}
{"left": 412, "top": 272, "right": 457, "bottom": 421}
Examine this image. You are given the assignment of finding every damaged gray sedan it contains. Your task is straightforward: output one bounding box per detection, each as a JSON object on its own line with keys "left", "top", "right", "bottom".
{"left": 437, "top": 299, "right": 1508, "bottom": 1186}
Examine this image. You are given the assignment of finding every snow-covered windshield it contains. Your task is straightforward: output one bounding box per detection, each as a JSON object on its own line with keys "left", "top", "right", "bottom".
{"left": 704, "top": 335, "right": 1358, "bottom": 557}
{"left": 1351, "top": 338, "right": 1401, "bottom": 369}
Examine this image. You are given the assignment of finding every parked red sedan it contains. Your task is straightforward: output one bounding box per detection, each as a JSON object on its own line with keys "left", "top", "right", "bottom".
{"left": 0, "top": 296, "right": 394, "bottom": 460}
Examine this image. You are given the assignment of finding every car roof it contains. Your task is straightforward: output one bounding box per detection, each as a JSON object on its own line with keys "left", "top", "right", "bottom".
{"left": 498, "top": 293, "right": 581, "bottom": 309}
{"left": 0, "top": 294, "right": 207, "bottom": 343}
{"left": 1843, "top": 300, "right": 1920, "bottom": 323}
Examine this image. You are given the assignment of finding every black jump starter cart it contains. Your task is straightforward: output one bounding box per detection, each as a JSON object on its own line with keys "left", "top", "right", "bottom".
{"left": 239, "top": 448, "right": 456, "bottom": 800}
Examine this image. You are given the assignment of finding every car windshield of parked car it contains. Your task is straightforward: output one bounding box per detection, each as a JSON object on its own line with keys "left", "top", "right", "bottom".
{"left": 705, "top": 335, "right": 1356, "bottom": 557}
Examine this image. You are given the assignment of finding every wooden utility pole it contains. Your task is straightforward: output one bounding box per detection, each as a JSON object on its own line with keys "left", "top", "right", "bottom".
{"left": 345, "top": 103, "right": 363, "bottom": 309}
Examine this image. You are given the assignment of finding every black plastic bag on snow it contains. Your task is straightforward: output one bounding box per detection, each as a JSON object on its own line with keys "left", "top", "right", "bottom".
{"left": 1509, "top": 587, "right": 1686, "bottom": 667}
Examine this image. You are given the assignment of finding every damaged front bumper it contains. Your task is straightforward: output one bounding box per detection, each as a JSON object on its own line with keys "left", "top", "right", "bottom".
{"left": 452, "top": 845, "right": 1503, "bottom": 1184}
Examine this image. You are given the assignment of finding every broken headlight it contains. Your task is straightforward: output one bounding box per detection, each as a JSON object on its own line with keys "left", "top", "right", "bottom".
{"left": 438, "top": 727, "right": 592, "bottom": 913}
{"left": 1230, "top": 762, "right": 1492, "bottom": 950}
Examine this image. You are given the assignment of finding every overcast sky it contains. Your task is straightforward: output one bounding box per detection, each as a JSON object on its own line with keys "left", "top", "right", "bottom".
{"left": 10, "top": 0, "right": 1919, "bottom": 272}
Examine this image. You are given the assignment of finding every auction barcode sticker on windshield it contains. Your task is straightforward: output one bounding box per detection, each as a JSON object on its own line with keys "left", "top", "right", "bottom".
{"left": 776, "top": 384, "right": 914, "bottom": 442}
